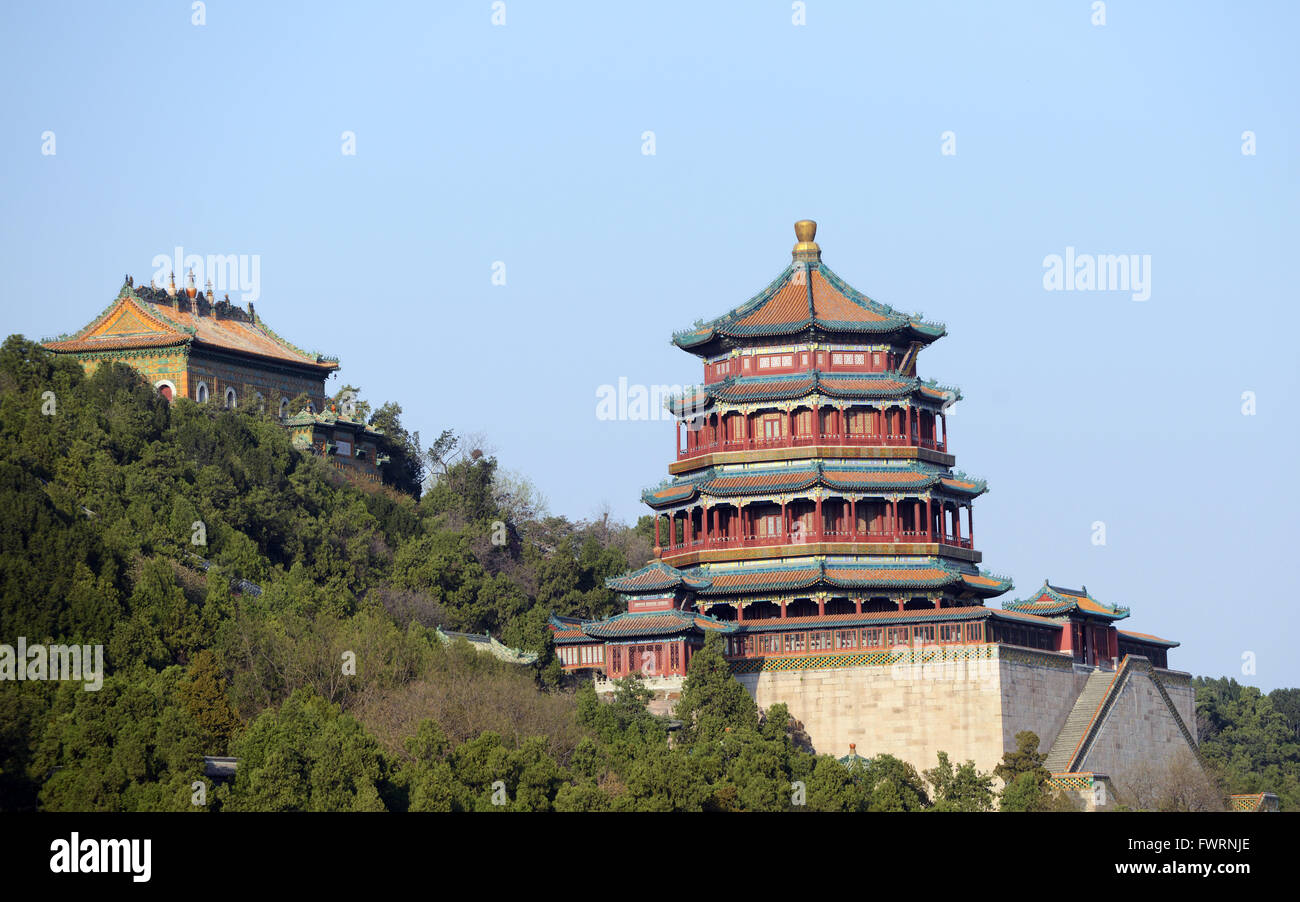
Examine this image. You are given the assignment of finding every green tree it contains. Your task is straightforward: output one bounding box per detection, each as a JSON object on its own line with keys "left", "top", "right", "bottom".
{"left": 222, "top": 689, "right": 390, "bottom": 812}
{"left": 925, "top": 751, "right": 995, "bottom": 811}
{"left": 994, "top": 731, "right": 1068, "bottom": 811}
{"left": 674, "top": 632, "right": 759, "bottom": 747}
{"left": 176, "top": 650, "right": 242, "bottom": 755}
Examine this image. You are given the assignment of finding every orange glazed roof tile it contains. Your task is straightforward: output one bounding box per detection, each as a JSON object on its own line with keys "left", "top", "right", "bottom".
{"left": 671, "top": 227, "right": 946, "bottom": 355}
{"left": 580, "top": 610, "right": 737, "bottom": 639}
{"left": 685, "top": 561, "right": 1012, "bottom": 598}
{"left": 1117, "top": 629, "right": 1179, "bottom": 648}
{"left": 43, "top": 281, "right": 339, "bottom": 373}
{"left": 1002, "top": 582, "right": 1129, "bottom": 621}
{"left": 605, "top": 560, "right": 712, "bottom": 593}
{"left": 732, "top": 276, "right": 813, "bottom": 330}
{"left": 808, "top": 268, "right": 894, "bottom": 324}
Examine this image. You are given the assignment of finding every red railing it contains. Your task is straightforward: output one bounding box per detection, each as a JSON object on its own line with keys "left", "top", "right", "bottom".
{"left": 661, "top": 529, "right": 981, "bottom": 554}
{"left": 677, "top": 432, "right": 946, "bottom": 461}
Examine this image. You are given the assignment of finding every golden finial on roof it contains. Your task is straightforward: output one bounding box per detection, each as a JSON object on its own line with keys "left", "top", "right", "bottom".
{"left": 185, "top": 268, "right": 197, "bottom": 299}
{"left": 793, "top": 219, "right": 820, "bottom": 262}
{"left": 166, "top": 271, "right": 176, "bottom": 297}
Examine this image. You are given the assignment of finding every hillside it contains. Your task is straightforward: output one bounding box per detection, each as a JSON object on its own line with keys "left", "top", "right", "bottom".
{"left": 0, "top": 335, "right": 1294, "bottom": 812}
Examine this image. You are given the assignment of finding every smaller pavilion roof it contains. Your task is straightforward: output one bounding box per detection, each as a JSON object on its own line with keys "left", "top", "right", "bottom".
{"left": 838, "top": 744, "right": 869, "bottom": 768}
{"left": 1117, "top": 629, "right": 1179, "bottom": 648}
{"left": 552, "top": 608, "right": 738, "bottom": 642}
{"left": 1002, "top": 582, "right": 1129, "bottom": 621}
{"left": 605, "top": 560, "right": 713, "bottom": 594}
{"left": 286, "top": 407, "right": 384, "bottom": 436}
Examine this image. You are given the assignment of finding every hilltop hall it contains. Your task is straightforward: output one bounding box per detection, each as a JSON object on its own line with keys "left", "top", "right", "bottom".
{"left": 552, "top": 221, "right": 1202, "bottom": 807}
{"left": 43, "top": 272, "right": 387, "bottom": 484}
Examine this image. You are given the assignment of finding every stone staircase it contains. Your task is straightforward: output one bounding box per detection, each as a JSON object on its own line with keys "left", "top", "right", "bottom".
{"left": 1044, "top": 668, "right": 1119, "bottom": 773}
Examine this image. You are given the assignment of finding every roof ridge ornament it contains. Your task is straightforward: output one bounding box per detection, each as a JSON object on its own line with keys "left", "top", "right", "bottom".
{"left": 792, "top": 219, "right": 821, "bottom": 263}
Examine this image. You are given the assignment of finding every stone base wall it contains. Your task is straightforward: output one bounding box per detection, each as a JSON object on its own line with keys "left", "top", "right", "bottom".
{"left": 1078, "top": 668, "right": 1199, "bottom": 792}
{"left": 736, "top": 645, "right": 1009, "bottom": 775}
{"left": 734, "top": 646, "right": 1196, "bottom": 784}
{"left": 999, "top": 652, "right": 1090, "bottom": 758}
{"left": 1156, "top": 670, "right": 1197, "bottom": 743}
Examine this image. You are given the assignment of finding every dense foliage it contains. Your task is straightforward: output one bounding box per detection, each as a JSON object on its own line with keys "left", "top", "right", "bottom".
{"left": 1195, "top": 677, "right": 1300, "bottom": 811}
{"left": 0, "top": 336, "right": 1293, "bottom": 811}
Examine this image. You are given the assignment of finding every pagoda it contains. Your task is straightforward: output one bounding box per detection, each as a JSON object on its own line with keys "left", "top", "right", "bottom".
{"left": 553, "top": 219, "right": 1021, "bottom": 678}
{"left": 552, "top": 222, "right": 1200, "bottom": 796}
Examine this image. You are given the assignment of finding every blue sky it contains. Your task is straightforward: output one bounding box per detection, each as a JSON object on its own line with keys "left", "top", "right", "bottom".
{"left": 2, "top": 1, "right": 1297, "bottom": 688}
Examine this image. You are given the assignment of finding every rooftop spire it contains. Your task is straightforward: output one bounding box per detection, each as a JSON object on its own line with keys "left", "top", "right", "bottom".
{"left": 792, "top": 219, "right": 820, "bottom": 262}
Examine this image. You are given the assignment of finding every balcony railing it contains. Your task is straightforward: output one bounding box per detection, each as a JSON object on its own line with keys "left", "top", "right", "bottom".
{"left": 661, "top": 529, "right": 973, "bottom": 553}
{"left": 678, "top": 432, "right": 946, "bottom": 461}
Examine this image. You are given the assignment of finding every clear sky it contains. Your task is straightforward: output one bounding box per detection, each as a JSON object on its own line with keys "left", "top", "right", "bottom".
{"left": 2, "top": 2, "right": 1297, "bottom": 688}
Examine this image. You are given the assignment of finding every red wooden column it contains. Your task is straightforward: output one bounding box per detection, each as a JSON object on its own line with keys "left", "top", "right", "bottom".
{"left": 786, "top": 409, "right": 794, "bottom": 443}
{"left": 685, "top": 509, "right": 693, "bottom": 546}
{"left": 925, "top": 497, "right": 933, "bottom": 540}
{"left": 840, "top": 406, "right": 848, "bottom": 442}
{"left": 952, "top": 503, "right": 961, "bottom": 546}
{"left": 814, "top": 495, "right": 823, "bottom": 540}
{"left": 817, "top": 596, "right": 825, "bottom": 616}
{"left": 940, "top": 413, "right": 947, "bottom": 450}
{"left": 854, "top": 597, "right": 862, "bottom": 614}
{"left": 737, "top": 601, "right": 744, "bottom": 623}
{"left": 812, "top": 403, "right": 820, "bottom": 442}
{"left": 966, "top": 506, "right": 974, "bottom": 547}
{"left": 781, "top": 501, "right": 789, "bottom": 539}
{"left": 890, "top": 499, "right": 898, "bottom": 541}
{"left": 654, "top": 515, "right": 661, "bottom": 550}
